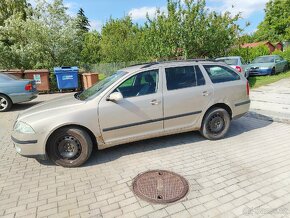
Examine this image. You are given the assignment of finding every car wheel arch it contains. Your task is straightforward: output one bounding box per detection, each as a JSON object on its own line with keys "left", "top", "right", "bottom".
{"left": 45, "top": 124, "right": 97, "bottom": 155}
{"left": 203, "top": 103, "right": 233, "bottom": 121}
{"left": 0, "top": 93, "right": 13, "bottom": 103}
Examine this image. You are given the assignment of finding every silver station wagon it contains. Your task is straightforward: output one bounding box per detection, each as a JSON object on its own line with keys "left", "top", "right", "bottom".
{"left": 12, "top": 60, "right": 250, "bottom": 167}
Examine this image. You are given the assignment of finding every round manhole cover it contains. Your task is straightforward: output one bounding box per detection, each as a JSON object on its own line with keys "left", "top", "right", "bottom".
{"left": 132, "top": 170, "right": 189, "bottom": 204}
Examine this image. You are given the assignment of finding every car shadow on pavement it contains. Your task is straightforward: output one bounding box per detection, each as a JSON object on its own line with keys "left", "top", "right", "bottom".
{"left": 80, "top": 116, "right": 272, "bottom": 167}
{"left": 37, "top": 116, "right": 273, "bottom": 167}
{"left": 10, "top": 101, "right": 43, "bottom": 112}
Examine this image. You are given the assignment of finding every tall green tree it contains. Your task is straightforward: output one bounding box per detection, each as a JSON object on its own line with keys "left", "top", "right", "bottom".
{"left": 76, "top": 8, "right": 90, "bottom": 34}
{"left": 0, "top": 0, "right": 82, "bottom": 69}
{"left": 141, "top": 0, "right": 241, "bottom": 59}
{"left": 80, "top": 31, "right": 101, "bottom": 65}
{"left": 0, "top": 0, "right": 29, "bottom": 26}
{"left": 254, "top": 0, "right": 290, "bottom": 41}
{"left": 100, "top": 16, "right": 141, "bottom": 62}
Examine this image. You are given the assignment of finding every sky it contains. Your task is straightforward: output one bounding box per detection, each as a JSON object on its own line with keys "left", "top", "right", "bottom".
{"left": 59, "top": 0, "right": 269, "bottom": 33}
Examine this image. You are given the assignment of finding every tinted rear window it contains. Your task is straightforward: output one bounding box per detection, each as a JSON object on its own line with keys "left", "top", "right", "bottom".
{"left": 165, "top": 65, "right": 205, "bottom": 90}
{"left": 203, "top": 65, "right": 240, "bottom": 84}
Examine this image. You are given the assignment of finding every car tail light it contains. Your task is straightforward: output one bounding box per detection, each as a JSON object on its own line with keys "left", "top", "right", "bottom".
{"left": 236, "top": 66, "right": 242, "bottom": 72}
{"left": 25, "top": 83, "right": 33, "bottom": 91}
{"left": 246, "top": 81, "right": 250, "bottom": 96}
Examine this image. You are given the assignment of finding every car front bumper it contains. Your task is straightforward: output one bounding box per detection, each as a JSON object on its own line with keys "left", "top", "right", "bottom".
{"left": 248, "top": 68, "right": 272, "bottom": 76}
{"left": 11, "top": 131, "right": 47, "bottom": 160}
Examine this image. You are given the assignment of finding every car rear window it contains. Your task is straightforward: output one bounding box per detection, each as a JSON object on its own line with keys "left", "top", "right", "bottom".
{"left": 203, "top": 65, "right": 240, "bottom": 84}
{"left": 218, "top": 59, "right": 238, "bottom": 66}
{"left": 165, "top": 65, "right": 205, "bottom": 90}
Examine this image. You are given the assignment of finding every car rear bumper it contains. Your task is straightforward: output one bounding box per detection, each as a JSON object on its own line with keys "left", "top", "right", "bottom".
{"left": 233, "top": 100, "right": 251, "bottom": 120}
{"left": 11, "top": 131, "right": 47, "bottom": 160}
{"left": 249, "top": 68, "right": 272, "bottom": 76}
{"left": 10, "top": 91, "right": 38, "bottom": 104}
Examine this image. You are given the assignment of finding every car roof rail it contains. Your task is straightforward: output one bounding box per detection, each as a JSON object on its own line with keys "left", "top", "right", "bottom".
{"left": 128, "top": 58, "right": 218, "bottom": 69}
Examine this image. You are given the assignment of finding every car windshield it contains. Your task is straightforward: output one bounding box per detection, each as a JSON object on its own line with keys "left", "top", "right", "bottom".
{"left": 218, "top": 58, "right": 238, "bottom": 66}
{"left": 252, "top": 56, "right": 275, "bottom": 63}
{"left": 78, "top": 71, "right": 127, "bottom": 100}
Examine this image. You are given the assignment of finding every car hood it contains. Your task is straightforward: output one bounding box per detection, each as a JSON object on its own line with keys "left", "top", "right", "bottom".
{"left": 246, "top": 63, "right": 275, "bottom": 69}
{"left": 18, "top": 94, "right": 84, "bottom": 121}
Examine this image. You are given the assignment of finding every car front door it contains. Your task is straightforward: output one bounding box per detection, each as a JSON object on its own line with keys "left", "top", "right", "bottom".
{"left": 162, "top": 64, "right": 213, "bottom": 131}
{"left": 98, "top": 69, "right": 163, "bottom": 145}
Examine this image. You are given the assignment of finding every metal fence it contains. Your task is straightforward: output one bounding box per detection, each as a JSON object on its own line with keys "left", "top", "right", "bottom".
{"left": 88, "top": 61, "right": 145, "bottom": 77}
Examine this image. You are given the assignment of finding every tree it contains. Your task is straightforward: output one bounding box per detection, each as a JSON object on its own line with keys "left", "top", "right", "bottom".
{"left": 254, "top": 0, "right": 290, "bottom": 41}
{"left": 0, "top": 0, "right": 82, "bottom": 69}
{"left": 141, "top": 0, "right": 242, "bottom": 59}
{"left": 80, "top": 31, "right": 101, "bottom": 65}
{"left": 100, "top": 16, "right": 141, "bottom": 63}
{"left": 0, "top": 0, "right": 30, "bottom": 26}
{"left": 76, "top": 8, "right": 90, "bottom": 34}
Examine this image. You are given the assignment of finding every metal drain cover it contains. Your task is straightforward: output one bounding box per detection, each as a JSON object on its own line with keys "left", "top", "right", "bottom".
{"left": 132, "top": 170, "right": 189, "bottom": 204}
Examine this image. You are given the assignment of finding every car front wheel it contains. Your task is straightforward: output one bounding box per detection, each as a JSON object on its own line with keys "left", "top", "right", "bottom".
{"left": 0, "top": 94, "right": 12, "bottom": 112}
{"left": 47, "top": 127, "right": 93, "bottom": 167}
{"left": 200, "top": 107, "right": 231, "bottom": 140}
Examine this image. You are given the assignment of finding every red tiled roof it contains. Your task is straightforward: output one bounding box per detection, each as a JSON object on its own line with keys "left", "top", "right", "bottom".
{"left": 241, "top": 41, "right": 271, "bottom": 48}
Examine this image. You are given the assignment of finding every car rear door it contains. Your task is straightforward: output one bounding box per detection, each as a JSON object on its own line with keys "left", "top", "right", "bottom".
{"left": 98, "top": 69, "right": 163, "bottom": 145}
{"left": 162, "top": 64, "right": 213, "bottom": 131}
{"left": 202, "top": 64, "right": 249, "bottom": 114}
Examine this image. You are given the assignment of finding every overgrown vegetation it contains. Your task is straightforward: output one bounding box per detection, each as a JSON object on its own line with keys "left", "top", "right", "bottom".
{"left": 229, "top": 45, "right": 270, "bottom": 63}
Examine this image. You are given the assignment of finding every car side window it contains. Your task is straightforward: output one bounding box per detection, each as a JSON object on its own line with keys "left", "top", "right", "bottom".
{"left": 165, "top": 65, "right": 205, "bottom": 91}
{"left": 203, "top": 65, "right": 240, "bottom": 84}
{"left": 115, "top": 70, "right": 158, "bottom": 98}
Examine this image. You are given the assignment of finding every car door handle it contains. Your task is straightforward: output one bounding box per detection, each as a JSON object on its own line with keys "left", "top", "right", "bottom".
{"left": 202, "top": 91, "right": 210, "bottom": 96}
{"left": 150, "top": 99, "right": 160, "bottom": 105}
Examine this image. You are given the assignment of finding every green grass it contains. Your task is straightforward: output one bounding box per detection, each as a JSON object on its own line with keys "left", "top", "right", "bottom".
{"left": 249, "top": 70, "right": 290, "bottom": 89}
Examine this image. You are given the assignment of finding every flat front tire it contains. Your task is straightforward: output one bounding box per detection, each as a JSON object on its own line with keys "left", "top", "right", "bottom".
{"left": 47, "top": 127, "right": 93, "bottom": 167}
{"left": 0, "top": 94, "right": 12, "bottom": 112}
{"left": 200, "top": 107, "right": 231, "bottom": 140}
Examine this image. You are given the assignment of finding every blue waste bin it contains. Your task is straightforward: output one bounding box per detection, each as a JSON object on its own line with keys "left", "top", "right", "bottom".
{"left": 54, "top": 67, "right": 79, "bottom": 90}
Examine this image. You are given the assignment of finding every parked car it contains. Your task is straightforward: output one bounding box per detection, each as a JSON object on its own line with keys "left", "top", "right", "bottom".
{"left": 12, "top": 60, "right": 250, "bottom": 167}
{"left": 0, "top": 73, "right": 38, "bottom": 112}
{"left": 246, "top": 55, "right": 288, "bottom": 76}
{"left": 216, "top": 56, "right": 249, "bottom": 78}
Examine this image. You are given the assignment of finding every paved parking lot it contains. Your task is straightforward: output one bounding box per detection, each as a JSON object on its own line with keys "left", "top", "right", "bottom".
{"left": 250, "top": 78, "right": 290, "bottom": 124}
{"left": 1, "top": 94, "right": 290, "bottom": 218}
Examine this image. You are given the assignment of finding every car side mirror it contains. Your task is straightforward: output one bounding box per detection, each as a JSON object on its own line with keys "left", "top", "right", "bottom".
{"left": 107, "top": 92, "right": 123, "bottom": 102}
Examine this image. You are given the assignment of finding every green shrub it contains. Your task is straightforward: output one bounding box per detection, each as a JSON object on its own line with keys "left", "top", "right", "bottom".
{"left": 272, "top": 47, "right": 290, "bottom": 63}
{"left": 228, "top": 45, "right": 270, "bottom": 62}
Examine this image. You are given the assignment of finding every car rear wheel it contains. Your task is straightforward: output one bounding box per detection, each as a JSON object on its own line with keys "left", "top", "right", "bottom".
{"left": 200, "top": 107, "right": 231, "bottom": 140}
{"left": 0, "top": 94, "right": 12, "bottom": 112}
{"left": 47, "top": 127, "right": 93, "bottom": 167}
